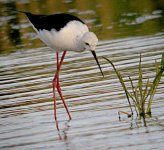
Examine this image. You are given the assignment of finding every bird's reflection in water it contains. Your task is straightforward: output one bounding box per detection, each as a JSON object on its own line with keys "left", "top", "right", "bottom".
{"left": 56, "top": 119, "right": 70, "bottom": 139}
{"left": 56, "top": 120, "right": 71, "bottom": 150}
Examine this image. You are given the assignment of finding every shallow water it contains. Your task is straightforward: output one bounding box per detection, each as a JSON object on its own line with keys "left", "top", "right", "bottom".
{"left": 0, "top": 0, "right": 164, "bottom": 150}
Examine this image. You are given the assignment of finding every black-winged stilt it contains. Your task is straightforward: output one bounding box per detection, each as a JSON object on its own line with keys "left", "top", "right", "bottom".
{"left": 14, "top": 10, "right": 103, "bottom": 120}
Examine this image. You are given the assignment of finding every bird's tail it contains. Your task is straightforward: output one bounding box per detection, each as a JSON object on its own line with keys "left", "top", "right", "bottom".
{"left": 8, "top": 9, "right": 29, "bottom": 14}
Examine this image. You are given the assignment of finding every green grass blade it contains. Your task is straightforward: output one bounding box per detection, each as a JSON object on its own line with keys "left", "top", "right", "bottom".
{"left": 142, "top": 78, "right": 150, "bottom": 102}
{"left": 128, "top": 92, "right": 139, "bottom": 115}
{"left": 103, "top": 57, "right": 133, "bottom": 114}
{"left": 138, "top": 53, "right": 143, "bottom": 104}
{"left": 134, "top": 86, "right": 142, "bottom": 114}
{"left": 128, "top": 76, "right": 140, "bottom": 115}
{"left": 147, "top": 68, "right": 164, "bottom": 113}
{"left": 161, "top": 53, "right": 164, "bottom": 69}
{"left": 155, "top": 60, "right": 159, "bottom": 76}
{"left": 147, "top": 53, "right": 164, "bottom": 113}
{"left": 128, "top": 76, "right": 135, "bottom": 94}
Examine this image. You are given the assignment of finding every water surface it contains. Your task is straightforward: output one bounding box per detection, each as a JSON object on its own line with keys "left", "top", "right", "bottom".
{"left": 0, "top": 0, "right": 164, "bottom": 150}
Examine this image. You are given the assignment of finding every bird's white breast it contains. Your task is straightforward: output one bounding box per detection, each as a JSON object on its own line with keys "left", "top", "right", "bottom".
{"left": 34, "top": 21, "right": 88, "bottom": 52}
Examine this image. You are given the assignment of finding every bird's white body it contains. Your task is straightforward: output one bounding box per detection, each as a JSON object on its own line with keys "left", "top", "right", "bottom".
{"left": 18, "top": 11, "right": 103, "bottom": 123}
{"left": 32, "top": 21, "right": 90, "bottom": 52}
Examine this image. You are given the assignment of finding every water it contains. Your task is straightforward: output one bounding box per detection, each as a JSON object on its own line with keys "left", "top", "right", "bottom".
{"left": 0, "top": 0, "right": 164, "bottom": 150}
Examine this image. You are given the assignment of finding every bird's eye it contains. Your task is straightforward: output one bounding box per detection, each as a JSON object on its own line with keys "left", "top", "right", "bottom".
{"left": 85, "top": 42, "right": 89, "bottom": 46}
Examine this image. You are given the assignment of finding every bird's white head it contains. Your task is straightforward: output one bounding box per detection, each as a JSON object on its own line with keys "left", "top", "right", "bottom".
{"left": 81, "top": 32, "right": 104, "bottom": 77}
{"left": 81, "top": 32, "right": 98, "bottom": 51}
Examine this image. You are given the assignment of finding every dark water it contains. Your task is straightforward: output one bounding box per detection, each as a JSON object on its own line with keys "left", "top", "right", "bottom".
{"left": 0, "top": 0, "right": 164, "bottom": 150}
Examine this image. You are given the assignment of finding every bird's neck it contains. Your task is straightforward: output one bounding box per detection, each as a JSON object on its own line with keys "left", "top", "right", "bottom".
{"left": 74, "top": 35, "right": 85, "bottom": 52}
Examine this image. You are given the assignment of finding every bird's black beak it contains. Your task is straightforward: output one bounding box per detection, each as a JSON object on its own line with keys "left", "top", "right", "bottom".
{"left": 91, "top": 50, "right": 104, "bottom": 77}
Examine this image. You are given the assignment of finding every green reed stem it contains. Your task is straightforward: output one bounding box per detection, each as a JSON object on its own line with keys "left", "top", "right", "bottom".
{"left": 103, "top": 57, "right": 133, "bottom": 115}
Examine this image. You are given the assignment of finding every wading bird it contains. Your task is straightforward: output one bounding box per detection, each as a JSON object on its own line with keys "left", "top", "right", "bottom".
{"left": 14, "top": 10, "right": 103, "bottom": 120}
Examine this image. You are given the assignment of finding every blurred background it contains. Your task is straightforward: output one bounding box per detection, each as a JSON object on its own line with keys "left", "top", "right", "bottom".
{"left": 0, "top": 0, "right": 164, "bottom": 54}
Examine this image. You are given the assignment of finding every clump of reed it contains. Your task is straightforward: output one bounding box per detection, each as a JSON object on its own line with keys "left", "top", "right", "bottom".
{"left": 103, "top": 53, "right": 164, "bottom": 117}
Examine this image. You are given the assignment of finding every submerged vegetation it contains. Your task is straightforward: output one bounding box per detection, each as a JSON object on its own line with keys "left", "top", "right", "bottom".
{"left": 103, "top": 53, "right": 164, "bottom": 117}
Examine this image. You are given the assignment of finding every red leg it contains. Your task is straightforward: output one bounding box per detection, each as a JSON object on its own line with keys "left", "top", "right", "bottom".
{"left": 57, "top": 76, "right": 72, "bottom": 120}
{"left": 52, "top": 51, "right": 71, "bottom": 120}
{"left": 52, "top": 52, "right": 59, "bottom": 120}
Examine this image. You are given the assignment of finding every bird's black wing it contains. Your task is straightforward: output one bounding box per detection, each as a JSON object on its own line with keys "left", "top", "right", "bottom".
{"left": 25, "top": 12, "right": 85, "bottom": 31}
